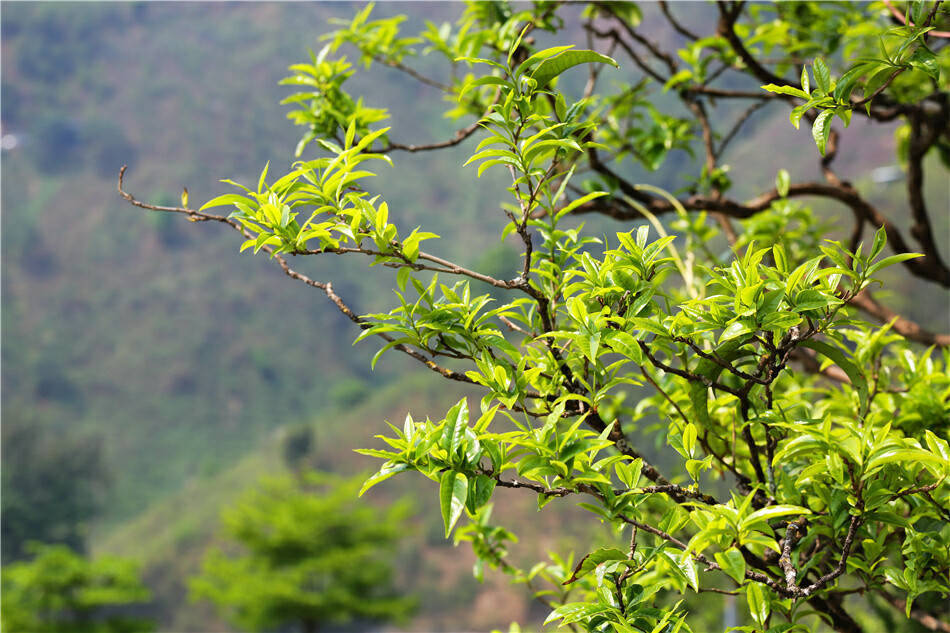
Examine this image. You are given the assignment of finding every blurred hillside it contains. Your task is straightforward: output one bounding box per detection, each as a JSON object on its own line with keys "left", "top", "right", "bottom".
{"left": 2, "top": 2, "right": 499, "bottom": 525}
{"left": 2, "top": 3, "right": 947, "bottom": 632}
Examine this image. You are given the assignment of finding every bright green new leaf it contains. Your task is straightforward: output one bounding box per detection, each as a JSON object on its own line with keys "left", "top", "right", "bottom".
{"left": 747, "top": 582, "right": 770, "bottom": 626}
{"left": 530, "top": 50, "right": 619, "bottom": 89}
{"left": 714, "top": 547, "right": 746, "bottom": 584}
{"left": 439, "top": 470, "right": 468, "bottom": 537}
{"left": 812, "top": 109, "right": 834, "bottom": 156}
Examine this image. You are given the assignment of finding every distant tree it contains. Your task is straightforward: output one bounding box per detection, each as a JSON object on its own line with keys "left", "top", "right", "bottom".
{"left": 1, "top": 421, "right": 109, "bottom": 563}
{"left": 123, "top": 2, "right": 950, "bottom": 632}
{"left": 281, "top": 424, "right": 317, "bottom": 471}
{"left": 189, "top": 471, "right": 416, "bottom": 633}
{"left": 1, "top": 543, "right": 153, "bottom": 633}
{"left": 29, "top": 115, "right": 81, "bottom": 173}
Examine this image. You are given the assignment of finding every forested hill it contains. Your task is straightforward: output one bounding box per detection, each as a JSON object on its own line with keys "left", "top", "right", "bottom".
{"left": 2, "top": 3, "right": 947, "bottom": 631}
{"left": 2, "top": 2, "right": 498, "bottom": 525}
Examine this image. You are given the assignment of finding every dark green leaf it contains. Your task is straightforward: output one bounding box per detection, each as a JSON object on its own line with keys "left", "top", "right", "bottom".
{"left": 530, "top": 50, "right": 619, "bottom": 89}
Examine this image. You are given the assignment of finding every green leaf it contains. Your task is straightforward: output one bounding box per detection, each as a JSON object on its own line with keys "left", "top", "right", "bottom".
{"left": 201, "top": 193, "right": 251, "bottom": 211}
{"left": 396, "top": 266, "right": 411, "bottom": 292}
{"left": 514, "top": 45, "right": 575, "bottom": 78}
{"left": 867, "top": 252, "right": 923, "bottom": 275}
{"left": 678, "top": 552, "right": 699, "bottom": 592}
{"left": 789, "top": 104, "right": 810, "bottom": 130}
{"left": 506, "top": 24, "right": 532, "bottom": 68}
{"left": 866, "top": 448, "right": 950, "bottom": 476}
{"left": 908, "top": 46, "right": 939, "bottom": 81}
{"left": 544, "top": 602, "right": 606, "bottom": 626}
{"left": 813, "top": 58, "right": 830, "bottom": 93}
{"left": 925, "top": 430, "right": 950, "bottom": 462}
{"left": 439, "top": 471, "right": 469, "bottom": 537}
{"left": 557, "top": 191, "right": 608, "bottom": 218}
{"left": 714, "top": 547, "right": 746, "bottom": 584}
{"left": 467, "top": 473, "right": 496, "bottom": 512}
{"left": 869, "top": 225, "right": 887, "bottom": 260}
{"left": 812, "top": 109, "right": 834, "bottom": 156}
{"left": 761, "top": 83, "right": 810, "bottom": 99}
{"left": 359, "top": 461, "right": 409, "bottom": 496}
{"left": 257, "top": 161, "right": 270, "bottom": 194}
{"left": 743, "top": 504, "right": 811, "bottom": 530}
{"left": 775, "top": 169, "right": 790, "bottom": 198}
{"left": 530, "top": 50, "right": 619, "bottom": 89}
{"left": 747, "top": 583, "right": 770, "bottom": 626}
{"left": 720, "top": 319, "right": 753, "bottom": 343}
{"left": 862, "top": 66, "right": 895, "bottom": 104}
{"left": 442, "top": 398, "right": 469, "bottom": 455}
{"left": 606, "top": 331, "right": 644, "bottom": 363}
{"left": 833, "top": 63, "right": 875, "bottom": 102}
{"left": 563, "top": 547, "right": 627, "bottom": 584}
{"left": 799, "top": 340, "right": 869, "bottom": 406}
{"left": 682, "top": 423, "right": 698, "bottom": 458}
{"left": 458, "top": 75, "right": 512, "bottom": 100}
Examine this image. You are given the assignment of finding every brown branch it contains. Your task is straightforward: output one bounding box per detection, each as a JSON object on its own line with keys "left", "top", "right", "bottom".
{"left": 882, "top": 0, "right": 950, "bottom": 38}
{"left": 488, "top": 472, "right": 712, "bottom": 504}
{"left": 798, "top": 514, "right": 861, "bottom": 597}
{"left": 906, "top": 107, "right": 950, "bottom": 281}
{"left": 658, "top": 1, "right": 700, "bottom": 40}
{"left": 793, "top": 347, "right": 852, "bottom": 384}
{"left": 716, "top": 99, "right": 770, "bottom": 160}
{"left": 717, "top": 2, "right": 798, "bottom": 90}
{"left": 638, "top": 341, "right": 744, "bottom": 399}
{"left": 640, "top": 366, "right": 692, "bottom": 427}
{"left": 851, "top": 68, "right": 905, "bottom": 108}
{"left": 373, "top": 54, "right": 452, "bottom": 92}
{"left": 617, "top": 513, "right": 789, "bottom": 594}
{"left": 684, "top": 96, "right": 716, "bottom": 176}
{"left": 118, "top": 166, "right": 478, "bottom": 386}
{"left": 849, "top": 291, "right": 950, "bottom": 346}
{"left": 571, "top": 168, "right": 950, "bottom": 286}
{"left": 685, "top": 86, "right": 780, "bottom": 100}
{"left": 379, "top": 118, "right": 481, "bottom": 153}
{"left": 890, "top": 480, "right": 941, "bottom": 500}
{"left": 586, "top": 26, "right": 667, "bottom": 84}
{"left": 877, "top": 590, "right": 950, "bottom": 632}
{"left": 604, "top": 3, "right": 677, "bottom": 75}
{"left": 779, "top": 517, "right": 808, "bottom": 591}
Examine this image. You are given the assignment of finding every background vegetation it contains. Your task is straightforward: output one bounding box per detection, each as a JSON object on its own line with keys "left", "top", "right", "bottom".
{"left": 2, "top": 3, "right": 947, "bottom": 632}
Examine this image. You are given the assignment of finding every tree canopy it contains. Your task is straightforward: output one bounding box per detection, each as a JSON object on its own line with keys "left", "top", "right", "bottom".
{"left": 189, "top": 471, "right": 416, "bottom": 633}
{"left": 1, "top": 544, "right": 152, "bottom": 633}
{"left": 121, "top": 2, "right": 950, "bottom": 632}
{"left": 1, "top": 420, "right": 109, "bottom": 563}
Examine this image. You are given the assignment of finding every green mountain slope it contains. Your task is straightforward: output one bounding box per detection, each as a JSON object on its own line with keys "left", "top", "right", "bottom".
{"left": 94, "top": 373, "right": 613, "bottom": 632}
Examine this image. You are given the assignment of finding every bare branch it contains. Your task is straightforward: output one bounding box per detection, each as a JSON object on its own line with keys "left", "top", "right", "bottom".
{"left": 118, "top": 166, "right": 478, "bottom": 386}
{"left": 882, "top": 0, "right": 950, "bottom": 37}
{"left": 850, "top": 291, "right": 950, "bottom": 347}
{"left": 877, "top": 591, "right": 950, "bottom": 632}
{"left": 379, "top": 118, "right": 481, "bottom": 153}
{"left": 658, "top": 1, "right": 700, "bottom": 40}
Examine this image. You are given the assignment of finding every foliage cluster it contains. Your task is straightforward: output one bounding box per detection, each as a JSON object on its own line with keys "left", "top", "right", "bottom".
{"left": 120, "top": 2, "right": 950, "bottom": 633}
{"left": 1, "top": 544, "right": 152, "bottom": 633}
{"left": 189, "top": 471, "right": 416, "bottom": 633}
{"left": 1, "top": 420, "right": 109, "bottom": 563}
